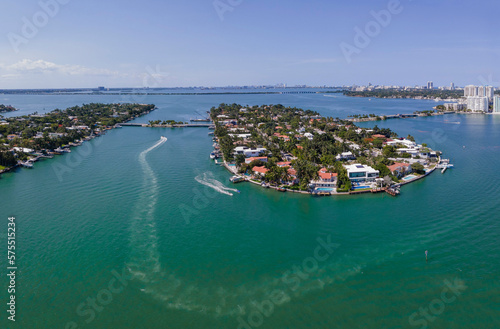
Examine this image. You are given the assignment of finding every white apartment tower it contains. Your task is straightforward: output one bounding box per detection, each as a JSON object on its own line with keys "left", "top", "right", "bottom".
{"left": 467, "top": 96, "right": 489, "bottom": 112}
{"left": 494, "top": 96, "right": 500, "bottom": 113}
{"left": 464, "top": 85, "right": 478, "bottom": 97}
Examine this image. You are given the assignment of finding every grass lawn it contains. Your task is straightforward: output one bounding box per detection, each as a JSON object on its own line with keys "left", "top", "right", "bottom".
{"left": 0, "top": 165, "right": 6, "bottom": 171}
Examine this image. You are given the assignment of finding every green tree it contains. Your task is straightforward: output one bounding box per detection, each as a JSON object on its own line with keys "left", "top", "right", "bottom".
{"left": 412, "top": 162, "right": 425, "bottom": 175}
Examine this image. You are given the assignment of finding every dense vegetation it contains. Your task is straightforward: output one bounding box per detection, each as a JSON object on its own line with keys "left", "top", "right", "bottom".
{"left": 0, "top": 103, "right": 155, "bottom": 169}
{"left": 0, "top": 105, "right": 17, "bottom": 113}
{"left": 210, "top": 103, "right": 420, "bottom": 191}
{"left": 344, "top": 89, "right": 463, "bottom": 100}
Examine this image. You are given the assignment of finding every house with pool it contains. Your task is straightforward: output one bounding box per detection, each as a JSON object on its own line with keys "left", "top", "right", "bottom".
{"left": 311, "top": 168, "right": 338, "bottom": 189}
{"left": 388, "top": 163, "right": 412, "bottom": 178}
{"left": 344, "top": 164, "right": 380, "bottom": 184}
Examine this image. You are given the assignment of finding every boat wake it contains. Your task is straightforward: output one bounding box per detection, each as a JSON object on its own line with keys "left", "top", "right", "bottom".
{"left": 127, "top": 137, "right": 167, "bottom": 283}
{"left": 195, "top": 172, "right": 238, "bottom": 196}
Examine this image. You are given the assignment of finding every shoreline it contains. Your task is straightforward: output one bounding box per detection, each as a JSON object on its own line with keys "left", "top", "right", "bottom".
{"left": 220, "top": 161, "right": 436, "bottom": 197}
{"left": 209, "top": 103, "right": 444, "bottom": 197}
{"left": 0, "top": 104, "right": 156, "bottom": 178}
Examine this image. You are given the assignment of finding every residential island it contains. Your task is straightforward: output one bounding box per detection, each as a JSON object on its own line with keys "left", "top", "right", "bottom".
{"left": 0, "top": 104, "right": 18, "bottom": 113}
{"left": 0, "top": 103, "right": 155, "bottom": 173}
{"left": 209, "top": 103, "right": 451, "bottom": 196}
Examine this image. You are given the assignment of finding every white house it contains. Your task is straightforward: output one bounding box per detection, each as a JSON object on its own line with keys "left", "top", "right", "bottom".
{"left": 233, "top": 146, "right": 249, "bottom": 155}
{"left": 344, "top": 164, "right": 380, "bottom": 183}
{"left": 13, "top": 147, "right": 34, "bottom": 153}
{"left": 304, "top": 132, "right": 314, "bottom": 140}
{"left": 243, "top": 148, "right": 267, "bottom": 158}
{"left": 386, "top": 138, "right": 417, "bottom": 148}
{"left": 336, "top": 151, "right": 356, "bottom": 161}
{"left": 229, "top": 133, "right": 252, "bottom": 139}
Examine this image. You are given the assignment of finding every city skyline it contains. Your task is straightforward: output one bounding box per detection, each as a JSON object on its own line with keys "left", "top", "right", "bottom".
{"left": 0, "top": 0, "right": 499, "bottom": 89}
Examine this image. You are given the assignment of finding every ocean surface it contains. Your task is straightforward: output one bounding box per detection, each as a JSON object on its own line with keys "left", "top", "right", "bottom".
{"left": 1, "top": 91, "right": 499, "bottom": 329}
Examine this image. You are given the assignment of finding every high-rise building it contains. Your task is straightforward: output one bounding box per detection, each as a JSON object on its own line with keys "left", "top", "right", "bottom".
{"left": 450, "top": 82, "right": 455, "bottom": 90}
{"left": 427, "top": 81, "right": 433, "bottom": 89}
{"left": 464, "top": 85, "right": 494, "bottom": 100}
{"left": 478, "top": 86, "right": 486, "bottom": 97}
{"left": 494, "top": 96, "right": 500, "bottom": 113}
{"left": 467, "top": 96, "right": 489, "bottom": 112}
{"left": 486, "top": 86, "right": 494, "bottom": 100}
{"left": 464, "top": 85, "right": 478, "bottom": 97}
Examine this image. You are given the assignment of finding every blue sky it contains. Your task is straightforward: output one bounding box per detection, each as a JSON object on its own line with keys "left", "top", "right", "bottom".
{"left": 0, "top": 0, "right": 499, "bottom": 88}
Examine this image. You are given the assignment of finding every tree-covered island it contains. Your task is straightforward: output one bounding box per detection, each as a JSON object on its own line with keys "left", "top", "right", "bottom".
{"left": 0, "top": 103, "right": 155, "bottom": 173}
{"left": 0, "top": 105, "right": 18, "bottom": 113}
{"left": 210, "top": 103, "right": 443, "bottom": 195}
{"left": 343, "top": 89, "right": 463, "bottom": 100}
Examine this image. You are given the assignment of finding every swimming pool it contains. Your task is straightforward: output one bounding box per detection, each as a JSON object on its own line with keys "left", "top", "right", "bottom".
{"left": 352, "top": 186, "right": 370, "bottom": 190}
{"left": 402, "top": 175, "right": 417, "bottom": 181}
{"left": 316, "top": 188, "right": 334, "bottom": 192}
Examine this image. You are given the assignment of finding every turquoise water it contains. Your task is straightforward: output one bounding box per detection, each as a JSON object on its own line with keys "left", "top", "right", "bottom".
{"left": 1, "top": 94, "right": 500, "bottom": 329}
{"left": 403, "top": 175, "right": 417, "bottom": 181}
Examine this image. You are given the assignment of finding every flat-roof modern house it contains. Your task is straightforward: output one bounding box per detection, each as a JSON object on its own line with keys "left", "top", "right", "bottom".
{"left": 344, "top": 164, "right": 380, "bottom": 182}
{"left": 336, "top": 151, "right": 356, "bottom": 161}
{"left": 243, "top": 148, "right": 267, "bottom": 157}
{"left": 233, "top": 147, "right": 267, "bottom": 158}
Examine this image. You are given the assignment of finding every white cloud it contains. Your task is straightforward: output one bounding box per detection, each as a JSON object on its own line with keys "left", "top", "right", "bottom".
{"left": 0, "top": 59, "right": 127, "bottom": 77}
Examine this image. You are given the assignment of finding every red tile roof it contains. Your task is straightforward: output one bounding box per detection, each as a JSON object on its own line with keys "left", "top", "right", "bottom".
{"left": 252, "top": 166, "right": 269, "bottom": 174}
{"left": 277, "top": 161, "right": 291, "bottom": 167}
{"left": 318, "top": 168, "right": 338, "bottom": 180}
{"left": 388, "top": 162, "right": 410, "bottom": 172}
{"left": 246, "top": 157, "right": 268, "bottom": 162}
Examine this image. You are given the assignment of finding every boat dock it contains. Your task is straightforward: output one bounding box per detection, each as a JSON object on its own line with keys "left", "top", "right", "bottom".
{"left": 118, "top": 122, "right": 215, "bottom": 128}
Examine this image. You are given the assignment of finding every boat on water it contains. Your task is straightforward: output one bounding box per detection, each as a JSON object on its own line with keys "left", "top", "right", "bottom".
{"left": 54, "top": 147, "right": 71, "bottom": 153}
{"left": 230, "top": 176, "right": 245, "bottom": 183}
{"left": 277, "top": 187, "right": 286, "bottom": 192}
{"left": 210, "top": 153, "right": 216, "bottom": 159}
{"left": 19, "top": 161, "right": 34, "bottom": 168}
{"left": 386, "top": 186, "right": 400, "bottom": 196}
{"left": 161, "top": 136, "right": 167, "bottom": 141}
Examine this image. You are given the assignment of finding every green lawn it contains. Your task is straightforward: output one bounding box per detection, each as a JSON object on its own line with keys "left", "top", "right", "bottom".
{"left": 0, "top": 165, "right": 6, "bottom": 171}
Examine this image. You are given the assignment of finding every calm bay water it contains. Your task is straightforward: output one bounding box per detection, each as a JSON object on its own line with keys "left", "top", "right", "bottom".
{"left": 1, "top": 92, "right": 499, "bottom": 329}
